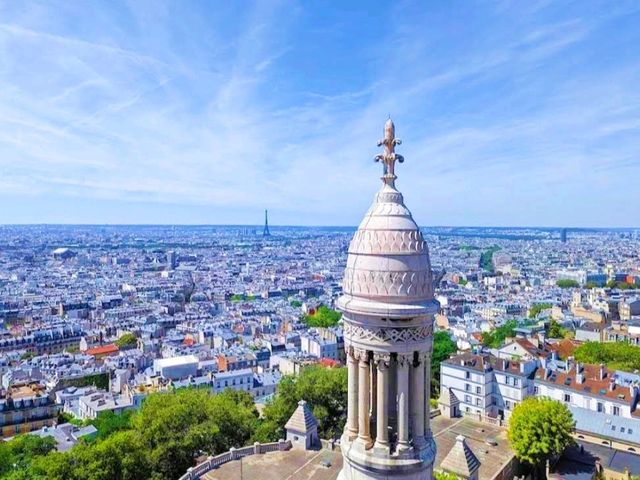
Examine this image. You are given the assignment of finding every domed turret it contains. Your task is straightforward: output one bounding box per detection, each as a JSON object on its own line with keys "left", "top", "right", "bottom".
{"left": 337, "top": 119, "right": 437, "bottom": 480}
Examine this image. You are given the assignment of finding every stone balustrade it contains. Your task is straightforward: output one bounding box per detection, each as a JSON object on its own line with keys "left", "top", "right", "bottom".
{"left": 178, "top": 439, "right": 292, "bottom": 480}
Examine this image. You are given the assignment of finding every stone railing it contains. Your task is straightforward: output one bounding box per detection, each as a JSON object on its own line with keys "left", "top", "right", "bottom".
{"left": 178, "top": 439, "right": 292, "bottom": 480}
{"left": 461, "top": 410, "right": 508, "bottom": 427}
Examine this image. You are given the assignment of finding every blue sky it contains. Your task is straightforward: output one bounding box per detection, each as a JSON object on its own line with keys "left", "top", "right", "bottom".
{"left": 0, "top": 1, "right": 639, "bottom": 227}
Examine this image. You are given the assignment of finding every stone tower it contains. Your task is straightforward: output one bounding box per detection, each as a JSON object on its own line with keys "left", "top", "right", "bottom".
{"left": 337, "top": 119, "right": 438, "bottom": 480}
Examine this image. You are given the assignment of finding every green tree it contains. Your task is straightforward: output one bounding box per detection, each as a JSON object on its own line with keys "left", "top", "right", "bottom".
{"left": 574, "top": 341, "right": 640, "bottom": 371}
{"left": 289, "top": 299, "right": 303, "bottom": 308}
{"left": 481, "top": 320, "right": 518, "bottom": 349}
{"left": 257, "top": 366, "right": 347, "bottom": 442}
{"left": 435, "top": 471, "right": 460, "bottom": 480}
{"left": 431, "top": 331, "right": 457, "bottom": 398}
{"left": 90, "top": 410, "right": 134, "bottom": 439}
{"left": 556, "top": 279, "right": 579, "bottom": 288}
{"left": 115, "top": 333, "right": 137, "bottom": 350}
{"left": 508, "top": 398, "right": 575, "bottom": 475}
{"left": 303, "top": 306, "right": 342, "bottom": 328}
{"left": 547, "top": 320, "right": 570, "bottom": 339}
{"left": 529, "top": 303, "right": 552, "bottom": 318}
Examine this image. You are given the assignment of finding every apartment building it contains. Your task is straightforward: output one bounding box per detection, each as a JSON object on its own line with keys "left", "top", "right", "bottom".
{"left": 439, "top": 353, "right": 536, "bottom": 420}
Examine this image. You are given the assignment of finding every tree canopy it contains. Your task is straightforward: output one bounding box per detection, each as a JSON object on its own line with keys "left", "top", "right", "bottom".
{"left": 0, "top": 389, "right": 259, "bottom": 480}
{"left": 556, "top": 279, "right": 579, "bottom": 288}
{"left": 303, "top": 306, "right": 342, "bottom": 328}
{"left": 431, "top": 331, "right": 457, "bottom": 398}
{"left": 574, "top": 341, "right": 640, "bottom": 371}
{"left": 529, "top": 303, "right": 552, "bottom": 318}
{"left": 481, "top": 320, "right": 518, "bottom": 349}
{"left": 115, "top": 333, "right": 137, "bottom": 350}
{"left": 547, "top": 320, "right": 571, "bottom": 339}
{"left": 256, "top": 365, "right": 347, "bottom": 442}
{"left": 508, "top": 397, "right": 575, "bottom": 468}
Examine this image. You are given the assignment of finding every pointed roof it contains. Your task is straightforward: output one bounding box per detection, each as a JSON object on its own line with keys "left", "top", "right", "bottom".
{"left": 440, "top": 435, "right": 481, "bottom": 478}
{"left": 438, "top": 386, "right": 460, "bottom": 407}
{"left": 285, "top": 400, "right": 318, "bottom": 434}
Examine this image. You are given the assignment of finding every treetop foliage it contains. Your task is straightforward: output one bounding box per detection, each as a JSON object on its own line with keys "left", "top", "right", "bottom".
{"left": 508, "top": 397, "right": 575, "bottom": 467}
{"left": 556, "top": 279, "right": 580, "bottom": 288}
{"left": 574, "top": 341, "right": 640, "bottom": 371}
{"left": 115, "top": 333, "right": 137, "bottom": 349}
{"left": 481, "top": 320, "right": 518, "bottom": 349}
{"left": 431, "top": 331, "right": 457, "bottom": 398}
{"left": 303, "top": 305, "right": 342, "bottom": 328}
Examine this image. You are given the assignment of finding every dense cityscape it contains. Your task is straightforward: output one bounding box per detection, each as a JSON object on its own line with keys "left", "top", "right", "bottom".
{"left": 2, "top": 1, "right": 639, "bottom": 479}
{"left": 1, "top": 219, "right": 639, "bottom": 479}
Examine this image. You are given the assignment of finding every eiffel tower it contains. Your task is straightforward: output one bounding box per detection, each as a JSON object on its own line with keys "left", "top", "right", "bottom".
{"left": 263, "top": 209, "right": 271, "bottom": 236}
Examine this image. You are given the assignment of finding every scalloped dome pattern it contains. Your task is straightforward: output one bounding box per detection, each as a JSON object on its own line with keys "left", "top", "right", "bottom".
{"left": 342, "top": 183, "right": 433, "bottom": 303}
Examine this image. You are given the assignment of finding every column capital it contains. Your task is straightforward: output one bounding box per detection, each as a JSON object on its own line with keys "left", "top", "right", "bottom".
{"left": 354, "top": 347, "right": 369, "bottom": 363}
{"left": 397, "top": 353, "right": 412, "bottom": 368}
{"left": 374, "top": 352, "right": 391, "bottom": 369}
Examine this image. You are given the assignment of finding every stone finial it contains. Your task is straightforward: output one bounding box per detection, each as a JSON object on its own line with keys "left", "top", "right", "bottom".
{"left": 374, "top": 117, "right": 404, "bottom": 186}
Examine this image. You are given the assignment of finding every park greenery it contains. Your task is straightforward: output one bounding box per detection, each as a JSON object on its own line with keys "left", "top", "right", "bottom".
{"left": 302, "top": 305, "right": 342, "bottom": 328}
{"left": 256, "top": 365, "right": 347, "bottom": 441}
{"left": 431, "top": 331, "right": 458, "bottom": 397}
{"left": 230, "top": 293, "right": 256, "bottom": 302}
{"left": 479, "top": 245, "right": 502, "bottom": 272}
{"left": 115, "top": 333, "right": 138, "bottom": 350}
{"left": 547, "top": 320, "right": 571, "bottom": 339}
{"left": 574, "top": 341, "right": 640, "bottom": 371}
{"left": 528, "top": 303, "right": 553, "bottom": 318}
{"left": 556, "top": 279, "right": 580, "bottom": 288}
{"left": 63, "top": 372, "right": 110, "bottom": 391}
{"left": 0, "top": 367, "right": 349, "bottom": 480}
{"left": 606, "top": 279, "right": 640, "bottom": 290}
{"left": 0, "top": 389, "right": 259, "bottom": 480}
{"left": 289, "top": 299, "right": 303, "bottom": 308}
{"left": 508, "top": 397, "right": 574, "bottom": 475}
{"left": 481, "top": 320, "right": 518, "bottom": 349}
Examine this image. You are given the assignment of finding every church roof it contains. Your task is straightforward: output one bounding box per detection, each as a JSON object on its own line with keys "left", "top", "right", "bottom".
{"left": 440, "top": 435, "right": 481, "bottom": 478}
{"left": 285, "top": 400, "right": 318, "bottom": 434}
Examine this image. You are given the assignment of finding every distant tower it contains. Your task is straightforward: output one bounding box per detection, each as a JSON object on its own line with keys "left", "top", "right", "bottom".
{"left": 338, "top": 118, "right": 437, "bottom": 480}
{"left": 167, "top": 250, "right": 177, "bottom": 270}
{"left": 263, "top": 209, "right": 271, "bottom": 236}
{"left": 560, "top": 228, "right": 567, "bottom": 243}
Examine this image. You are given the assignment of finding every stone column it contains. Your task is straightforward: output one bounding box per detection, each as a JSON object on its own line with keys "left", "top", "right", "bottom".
{"left": 370, "top": 362, "right": 377, "bottom": 420}
{"left": 357, "top": 349, "right": 372, "bottom": 447}
{"left": 424, "top": 355, "right": 432, "bottom": 436}
{"left": 346, "top": 347, "right": 359, "bottom": 439}
{"left": 411, "top": 354, "right": 425, "bottom": 446}
{"left": 397, "top": 353, "right": 410, "bottom": 452}
{"left": 374, "top": 354, "right": 390, "bottom": 452}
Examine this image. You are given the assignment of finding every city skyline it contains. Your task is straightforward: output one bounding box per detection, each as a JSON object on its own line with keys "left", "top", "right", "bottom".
{"left": 1, "top": 1, "right": 639, "bottom": 227}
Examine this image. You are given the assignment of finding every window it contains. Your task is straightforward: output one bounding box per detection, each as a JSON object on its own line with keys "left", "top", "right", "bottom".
{"left": 505, "top": 377, "right": 510, "bottom": 386}
{"left": 465, "top": 395, "right": 471, "bottom": 403}
{"left": 466, "top": 406, "right": 470, "bottom": 413}
{"left": 621, "top": 428, "right": 626, "bottom": 433}
{"left": 629, "top": 429, "right": 633, "bottom": 434}
{"left": 613, "top": 406, "right": 620, "bottom": 416}
{"left": 476, "top": 386, "right": 481, "bottom": 394}
{"left": 476, "top": 398, "right": 481, "bottom": 406}
{"left": 513, "top": 378, "right": 519, "bottom": 387}
{"left": 534, "top": 386, "right": 539, "bottom": 394}
{"left": 465, "top": 371, "right": 471, "bottom": 380}
{"left": 597, "top": 402, "right": 604, "bottom": 413}
{"left": 505, "top": 400, "right": 511, "bottom": 410}
{"left": 465, "top": 383, "right": 471, "bottom": 392}
{"left": 564, "top": 394, "right": 571, "bottom": 403}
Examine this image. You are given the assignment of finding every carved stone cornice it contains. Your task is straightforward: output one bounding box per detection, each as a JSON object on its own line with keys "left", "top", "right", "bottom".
{"left": 344, "top": 323, "right": 433, "bottom": 346}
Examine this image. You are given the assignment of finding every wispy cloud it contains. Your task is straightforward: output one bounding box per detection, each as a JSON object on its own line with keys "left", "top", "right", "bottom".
{"left": 0, "top": 0, "right": 638, "bottom": 226}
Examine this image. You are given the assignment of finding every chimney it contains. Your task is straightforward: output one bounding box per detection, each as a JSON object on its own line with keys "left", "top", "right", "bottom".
{"left": 576, "top": 363, "right": 584, "bottom": 384}
{"left": 600, "top": 363, "right": 606, "bottom": 381}
{"left": 609, "top": 379, "right": 616, "bottom": 391}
